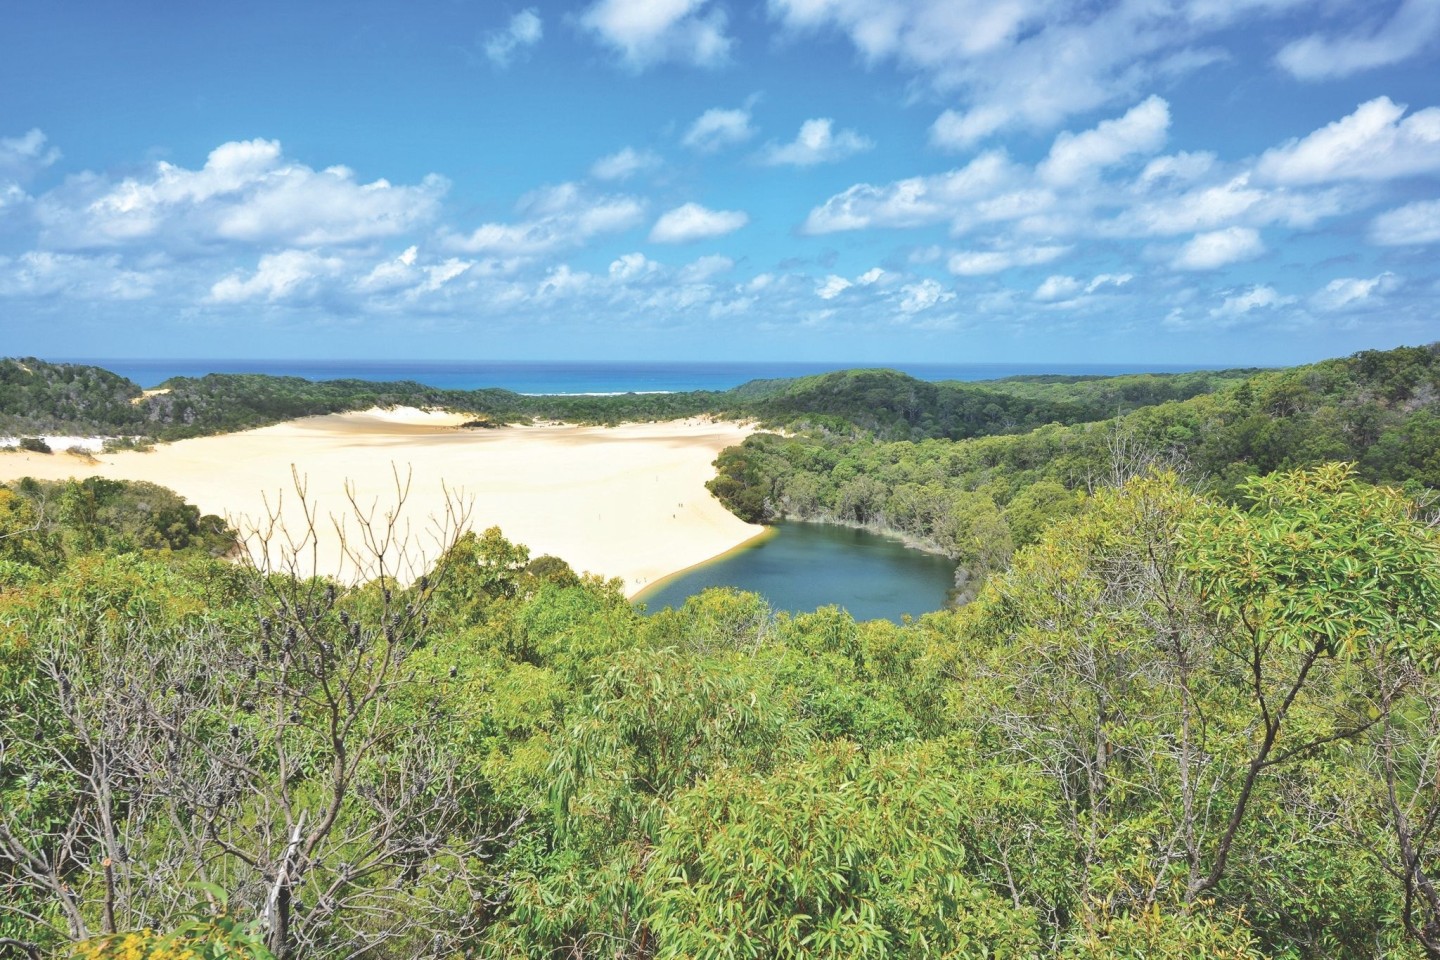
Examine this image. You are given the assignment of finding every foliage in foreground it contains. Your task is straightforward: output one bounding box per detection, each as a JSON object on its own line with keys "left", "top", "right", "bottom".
{"left": 2, "top": 460, "right": 1440, "bottom": 958}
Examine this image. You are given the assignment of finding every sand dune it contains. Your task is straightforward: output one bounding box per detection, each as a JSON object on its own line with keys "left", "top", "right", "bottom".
{"left": 0, "top": 408, "right": 764, "bottom": 596}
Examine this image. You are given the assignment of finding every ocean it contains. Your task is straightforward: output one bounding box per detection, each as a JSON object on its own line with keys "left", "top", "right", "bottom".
{"left": 64, "top": 359, "right": 1226, "bottom": 394}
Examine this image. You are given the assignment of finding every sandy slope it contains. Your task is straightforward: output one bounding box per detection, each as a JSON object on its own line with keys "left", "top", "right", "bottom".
{"left": 0, "top": 408, "right": 764, "bottom": 596}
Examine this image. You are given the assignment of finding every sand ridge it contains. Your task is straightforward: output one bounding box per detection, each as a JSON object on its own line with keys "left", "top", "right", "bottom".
{"left": 0, "top": 408, "right": 764, "bottom": 597}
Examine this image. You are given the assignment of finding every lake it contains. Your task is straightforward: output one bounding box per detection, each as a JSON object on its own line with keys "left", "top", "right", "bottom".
{"left": 636, "top": 521, "right": 958, "bottom": 623}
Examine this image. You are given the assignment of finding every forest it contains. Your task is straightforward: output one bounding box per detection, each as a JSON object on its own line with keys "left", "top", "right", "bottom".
{"left": 0, "top": 358, "right": 1255, "bottom": 444}
{"left": 2, "top": 344, "right": 1440, "bottom": 959}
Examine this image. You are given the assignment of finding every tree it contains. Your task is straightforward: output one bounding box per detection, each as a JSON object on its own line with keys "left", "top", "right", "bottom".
{"left": 1180, "top": 463, "right": 1440, "bottom": 909}
{"left": 0, "top": 473, "right": 515, "bottom": 959}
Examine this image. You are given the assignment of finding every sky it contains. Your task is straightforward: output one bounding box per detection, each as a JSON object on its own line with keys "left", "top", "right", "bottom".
{"left": 1, "top": 0, "right": 1438, "bottom": 365}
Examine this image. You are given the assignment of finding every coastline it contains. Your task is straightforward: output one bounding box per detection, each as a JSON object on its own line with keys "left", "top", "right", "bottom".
{"left": 0, "top": 408, "right": 763, "bottom": 597}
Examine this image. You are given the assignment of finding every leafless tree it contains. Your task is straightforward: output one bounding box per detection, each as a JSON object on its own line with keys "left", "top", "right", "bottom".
{"left": 0, "top": 468, "right": 518, "bottom": 958}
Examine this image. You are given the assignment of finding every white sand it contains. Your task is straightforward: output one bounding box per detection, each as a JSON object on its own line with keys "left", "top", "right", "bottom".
{"left": 0, "top": 408, "right": 764, "bottom": 597}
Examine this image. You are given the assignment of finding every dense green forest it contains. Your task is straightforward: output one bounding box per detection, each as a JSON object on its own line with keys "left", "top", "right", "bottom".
{"left": 3, "top": 344, "right": 1440, "bottom": 959}
{"left": 708, "top": 345, "right": 1440, "bottom": 600}
{"left": 0, "top": 357, "right": 1253, "bottom": 444}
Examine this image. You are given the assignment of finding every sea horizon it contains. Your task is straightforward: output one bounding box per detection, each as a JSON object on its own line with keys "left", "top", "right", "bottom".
{"left": 55, "top": 357, "right": 1245, "bottom": 394}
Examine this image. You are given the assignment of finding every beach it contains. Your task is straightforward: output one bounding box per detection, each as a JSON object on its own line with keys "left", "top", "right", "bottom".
{"left": 0, "top": 409, "right": 764, "bottom": 597}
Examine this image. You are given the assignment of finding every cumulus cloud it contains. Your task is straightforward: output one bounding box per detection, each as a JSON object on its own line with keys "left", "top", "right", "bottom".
{"left": 774, "top": 0, "right": 1313, "bottom": 147}
{"left": 930, "top": 106, "right": 1011, "bottom": 151}
{"left": 445, "top": 182, "right": 644, "bottom": 256}
{"left": 209, "top": 250, "right": 345, "bottom": 303}
{"left": 803, "top": 151, "right": 1017, "bottom": 233}
{"left": 1137, "top": 151, "right": 1216, "bottom": 188}
{"left": 1034, "top": 275, "right": 1083, "bottom": 301}
{"left": 0, "top": 128, "right": 60, "bottom": 182}
{"left": 609, "top": 251, "right": 661, "bottom": 281}
{"left": 1276, "top": 0, "right": 1440, "bottom": 80}
{"left": 1112, "top": 173, "right": 1344, "bottom": 237}
{"left": 581, "top": 0, "right": 731, "bottom": 69}
{"left": 856, "top": 267, "right": 885, "bottom": 285}
{"left": 590, "top": 147, "right": 662, "bottom": 181}
{"left": 0, "top": 250, "right": 155, "bottom": 300}
{"left": 682, "top": 106, "right": 755, "bottom": 152}
{"left": 649, "top": 202, "right": 748, "bottom": 242}
{"left": 760, "top": 118, "right": 873, "bottom": 167}
{"left": 1310, "top": 272, "right": 1403, "bottom": 312}
{"left": 769, "top": 0, "right": 1044, "bottom": 72}
{"left": 679, "top": 254, "right": 734, "bottom": 282}
{"left": 1210, "top": 284, "right": 1295, "bottom": 318}
{"left": 535, "top": 263, "right": 593, "bottom": 299}
{"left": 1172, "top": 226, "right": 1264, "bottom": 270}
{"left": 357, "top": 245, "right": 472, "bottom": 295}
{"left": 1035, "top": 271, "right": 1133, "bottom": 302}
{"left": 1370, "top": 198, "right": 1440, "bottom": 246}
{"left": 1256, "top": 97, "right": 1440, "bottom": 185}
{"left": 898, "top": 278, "right": 955, "bottom": 313}
{"left": 482, "top": 9, "right": 543, "bottom": 67}
{"left": 1086, "top": 272, "right": 1132, "bottom": 292}
{"left": 35, "top": 138, "right": 446, "bottom": 250}
{"left": 948, "top": 244, "right": 1068, "bottom": 276}
{"left": 1038, "top": 96, "right": 1170, "bottom": 186}
{"left": 816, "top": 274, "right": 852, "bottom": 299}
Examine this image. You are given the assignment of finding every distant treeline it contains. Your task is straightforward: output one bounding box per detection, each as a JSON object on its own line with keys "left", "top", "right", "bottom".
{"left": 0, "top": 356, "right": 1256, "bottom": 443}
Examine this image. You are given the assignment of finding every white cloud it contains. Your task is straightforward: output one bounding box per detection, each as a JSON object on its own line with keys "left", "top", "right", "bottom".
{"left": 445, "top": 182, "right": 643, "bottom": 256}
{"left": 483, "top": 9, "right": 543, "bottom": 67}
{"left": 358, "top": 245, "right": 420, "bottom": 292}
{"left": 1035, "top": 272, "right": 1133, "bottom": 302}
{"left": 0, "top": 128, "right": 60, "bottom": 182}
{"left": 1137, "top": 151, "right": 1216, "bottom": 188}
{"left": 679, "top": 254, "right": 734, "bottom": 282}
{"left": 0, "top": 183, "right": 26, "bottom": 214}
{"left": 1256, "top": 97, "right": 1440, "bottom": 185}
{"left": 609, "top": 251, "right": 661, "bottom": 281}
{"left": 358, "top": 245, "right": 472, "bottom": 296}
{"left": 1370, "top": 198, "right": 1440, "bottom": 246}
{"left": 581, "top": 0, "right": 731, "bottom": 69}
{"left": 760, "top": 118, "right": 873, "bottom": 166}
{"left": 1038, "top": 96, "right": 1170, "bottom": 186}
{"left": 856, "top": 267, "right": 885, "bottom": 285}
{"left": 1210, "top": 284, "right": 1295, "bottom": 318}
{"left": 649, "top": 202, "right": 748, "bottom": 242}
{"left": 590, "top": 147, "right": 662, "bottom": 181}
{"left": 803, "top": 150, "right": 1018, "bottom": 233}
{"left": 773, "top": 0, "right": 1308, "bottom": 145}
{"left": 36, "top": 138, "right": 446, "bottom": 249}
{"left": 1276, "top": 0, "right": 1440, "bottom": 80}
{"left": 1085, "top": 272, "right": 1132, "bottom": 292}
{"left": 536, "top": 264, "right": 593, "bottom": 298}
{"left": 930, "top": 105, "right": 1010, "bottom": 151}
{"left": 419, "top": 258, "right": 473, "bottom": 292}
{"left": 1112, "top": 172, "right": 1344, "bottom": 237}
{"left": 1172, "top": 226, "right": 1264, "bottom": 270}
{"left": 0, "top": 250, "right": 155, "bottom": 300}
{"left": 898, "top": 278, "right": 955, "bottom": 313}
{"left": 1034, "top": 275, "right": 1082, "bottom": 301}
{"left": 816, "top": 274, "right": 853, "bottom": 299}
{"left": 682, "top": 106, "right": 755, "bottom": 152}
{"left": 209, "top": 250, "right": 345, "bottom": 303}
{"left": 1310, "top": 272, "right": 1402, "bottom": 312}
{"left": 947, "top": 244, "right": 1068, "bottom": 276}
{"left": 769, "top": 0, "right": 1044, "bottom": 70}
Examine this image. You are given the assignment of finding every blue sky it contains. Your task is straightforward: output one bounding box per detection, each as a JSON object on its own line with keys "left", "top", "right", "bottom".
{"left": 1, "top": 0, "right": 1437, "bottom": 364}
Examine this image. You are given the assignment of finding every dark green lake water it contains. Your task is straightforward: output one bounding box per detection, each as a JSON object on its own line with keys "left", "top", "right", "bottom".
{"left": 636, "top": 521, "right": 958, "bottom": 623}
